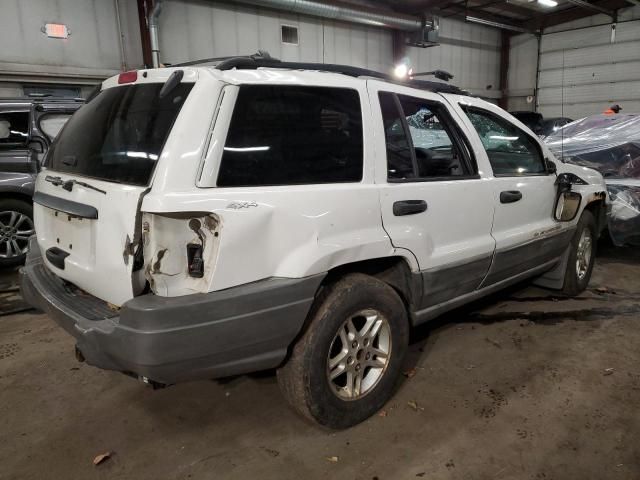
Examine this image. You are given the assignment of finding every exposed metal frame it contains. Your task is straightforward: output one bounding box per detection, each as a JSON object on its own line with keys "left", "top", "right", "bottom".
{"left": 565, "top": 0, "right": 616, "bottom": 17}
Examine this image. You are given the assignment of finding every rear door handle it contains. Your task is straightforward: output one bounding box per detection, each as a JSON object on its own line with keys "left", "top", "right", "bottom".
{"left": 500, "top": 190, "right": 522, "bottom": 204}
{"left": 393, "top": 200, "right": 428, "bottom": 216}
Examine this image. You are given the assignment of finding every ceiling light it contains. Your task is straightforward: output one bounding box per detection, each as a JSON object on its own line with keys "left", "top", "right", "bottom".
{"left": 394, "top": 63, "right": 409, "bottom": 79}
{"left": 537, "top": 0, "right": 558, "bottom": 7}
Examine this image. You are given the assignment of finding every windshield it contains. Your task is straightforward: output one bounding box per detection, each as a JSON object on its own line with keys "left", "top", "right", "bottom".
{"left": 46, "top": 82, "right": 193, "bottom": 186}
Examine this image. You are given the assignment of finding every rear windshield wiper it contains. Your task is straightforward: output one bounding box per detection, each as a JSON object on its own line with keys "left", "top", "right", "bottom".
{"left": 44, "top": 175, "right": 106, "bottom": 195}
{"left": 159, "top": 70, "right": 184, "bottom": 99}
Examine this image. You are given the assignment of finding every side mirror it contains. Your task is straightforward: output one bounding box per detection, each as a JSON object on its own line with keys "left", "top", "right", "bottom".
{"left": 545, "top": 158, "right": 557, "bottom": 174}
{"left": 554, "top": 191, "right": 582, "bottom": 221}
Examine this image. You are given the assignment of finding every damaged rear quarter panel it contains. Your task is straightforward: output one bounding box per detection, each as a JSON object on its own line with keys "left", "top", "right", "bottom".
{"left": 141, "top": 183, "right": 401, "bottom": 296}
{"left": 143, "top": 212, "right": 221, "bottom": 296}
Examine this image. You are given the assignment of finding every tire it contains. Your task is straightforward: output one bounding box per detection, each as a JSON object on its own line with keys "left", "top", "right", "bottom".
{"left": 277, "top": 273, "right": 409, "bottom": 429}
{"left": 562, "top": 210, "right": 597, "bottom": 296}
{"left": 0, "top": 199, "right": 34, "bottom": 268}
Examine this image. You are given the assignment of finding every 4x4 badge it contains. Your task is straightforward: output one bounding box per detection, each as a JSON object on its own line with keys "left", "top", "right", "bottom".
{"left": 227, "top": 201, "right": 258, "bottom": 209}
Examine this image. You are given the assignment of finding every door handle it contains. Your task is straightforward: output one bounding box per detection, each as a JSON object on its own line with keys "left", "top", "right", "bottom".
{"left": 500, "top": 190, "right": 523, "bottom": 204}
{"left": 393, "top": 200, "right": 428, "bottom": 216}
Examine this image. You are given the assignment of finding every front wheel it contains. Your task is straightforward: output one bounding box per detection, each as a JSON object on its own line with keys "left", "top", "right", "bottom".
{"left": 562, "top": 210, "right": 597, "bottom": 296}
{"left": 277, "top": 273, "right": 409, "bottom": 429}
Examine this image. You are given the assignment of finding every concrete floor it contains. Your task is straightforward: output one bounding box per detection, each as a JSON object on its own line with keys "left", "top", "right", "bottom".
{"left": 1, "top": 242, "right": 639, "bottom": 480}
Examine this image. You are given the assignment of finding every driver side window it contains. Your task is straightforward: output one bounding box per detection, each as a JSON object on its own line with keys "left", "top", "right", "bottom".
{"left": 461, "top": 106, "right": 546, "bottom": 176}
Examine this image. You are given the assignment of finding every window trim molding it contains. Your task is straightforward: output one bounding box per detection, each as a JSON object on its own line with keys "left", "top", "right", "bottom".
{"left": 388, "top": 174, "right": 481, "bottom": 183}
{"left": 393, "top": 93, "right": 421, "bottom": 178}
{"left": 460, "top": 104, "right": 551, "bottom": 178}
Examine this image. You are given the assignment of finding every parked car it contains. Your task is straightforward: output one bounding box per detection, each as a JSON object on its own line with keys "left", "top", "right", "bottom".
{"left": 509, "top": 110, "right": 544, "bottom": 135}
{"left": 545, "top": 113, "right": 640, "bottom": 246}
{"left": 0, "top": 96, "right": 83, "bottom": 267}
{"left": 21, "top": 57, "right": 607, "bottom": 428}
{"left": 539, "top": 117, "right": 574, "bottom": 138}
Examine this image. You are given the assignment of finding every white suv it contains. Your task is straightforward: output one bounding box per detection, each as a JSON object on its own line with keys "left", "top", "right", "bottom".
{"left": 21, "top": 57, "right": 607, "bottom": 428}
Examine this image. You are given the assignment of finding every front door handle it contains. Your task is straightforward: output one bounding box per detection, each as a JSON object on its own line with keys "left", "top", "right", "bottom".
{"left": 500, "top": 190, "right": 523, "bottom": 204}
{"left": 393, "top": 200, "right": 428, "bottom": 216}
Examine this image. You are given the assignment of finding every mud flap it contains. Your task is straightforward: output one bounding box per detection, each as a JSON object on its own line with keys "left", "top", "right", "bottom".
{"left": 532, "top": 244, "right": 571, "bottom": 290}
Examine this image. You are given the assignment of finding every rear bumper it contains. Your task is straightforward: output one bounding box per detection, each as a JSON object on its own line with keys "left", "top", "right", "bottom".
{"left": 20, "top": 239, "right": 323, "bottom": 384}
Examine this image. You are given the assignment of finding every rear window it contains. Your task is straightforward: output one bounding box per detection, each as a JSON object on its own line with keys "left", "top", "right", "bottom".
{"left": 217, "top": 85, "right": 363, "bottom": 187}
{"left": 46, "top": 82, "right": 193, "bottom": 186}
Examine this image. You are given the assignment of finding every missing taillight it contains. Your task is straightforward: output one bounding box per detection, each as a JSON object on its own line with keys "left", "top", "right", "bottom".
{"left": 186, "top": 243, "right": 204, "bottom": 278}
{"left": 187, "top": 218, "right": 206, "bottom": 278}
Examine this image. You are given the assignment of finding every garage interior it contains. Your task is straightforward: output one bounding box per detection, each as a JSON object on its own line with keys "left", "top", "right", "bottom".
{"left": 1, "top": 0, "right": 640, "bottom": 478}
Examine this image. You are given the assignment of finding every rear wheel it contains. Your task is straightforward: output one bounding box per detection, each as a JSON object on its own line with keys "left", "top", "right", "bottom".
{"left": 0, "top": 199, "right": 34, "bottom": 268}
{"left": 562, "top": 210, "right": 596, "bottom": 296}
{"left": 277, "top": 273, "right": 409, "bottom": 429}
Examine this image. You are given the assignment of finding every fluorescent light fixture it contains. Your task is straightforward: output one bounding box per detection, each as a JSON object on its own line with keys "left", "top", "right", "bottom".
{"left": 224, "top": 146, "right": 270, "bottom": 152}
{"left": 537, "top": 0, "right": 558, "bottom": 7}
{"left": 465, "top": 15, "right": 528, "bottom": 33}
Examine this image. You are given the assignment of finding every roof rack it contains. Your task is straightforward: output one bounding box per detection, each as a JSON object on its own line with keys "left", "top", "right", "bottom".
{"left": 218, "top": 56, "right": 467, "bottom": 95}
{"left": 176, "top": 51, "right": 467, "bottom": 95}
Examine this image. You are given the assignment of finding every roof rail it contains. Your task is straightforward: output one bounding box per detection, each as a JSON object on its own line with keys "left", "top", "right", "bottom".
{"left": 177, "top": 51, "right": 467, "bottom": 95}
{"left": 0, "top": 96, "right": 84, "bottom": 103}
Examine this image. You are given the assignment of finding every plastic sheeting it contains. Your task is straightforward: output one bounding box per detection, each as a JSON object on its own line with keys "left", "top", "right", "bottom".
{"left": 545, "top": 114, "right": 640, "bottom": 246}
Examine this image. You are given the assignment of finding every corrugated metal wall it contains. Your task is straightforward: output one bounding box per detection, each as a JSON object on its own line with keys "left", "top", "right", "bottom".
{"left": 157, "top": 0, "right": 394, "bottom": 72}
{"left": 157, "top": 1, "right": 502, "bottom": 97}
{"left": 506, "top": 33, "right": 538, "bottom": 111}
{"left": 406, "top": 17, "right": 502, "bottom": 99}
{"left": 0, "top": 0, "right": 142, "bottom": 94}
{"left": 0, "top": 0, "right": 502, "bottom": 99}
{"left": 537, "top": 5, "right": 640, "bottom": 118}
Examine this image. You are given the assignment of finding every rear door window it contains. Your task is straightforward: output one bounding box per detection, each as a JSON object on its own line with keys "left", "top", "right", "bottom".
{"left": 379, "top": 92, "right": 476, "bottom": 181}
{"left": 46, "top": 82, "right": 193, "bottom": 186}
{"left": 217, "top": 86, "right": 363, "bottom": 187}
{"left": 0, "top": 111, "right": 30, "bottom": 145}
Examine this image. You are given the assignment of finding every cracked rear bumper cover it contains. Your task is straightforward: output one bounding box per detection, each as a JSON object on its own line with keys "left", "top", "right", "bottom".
{"left": 20, "top": 240, "right": 323, "bottom": 384}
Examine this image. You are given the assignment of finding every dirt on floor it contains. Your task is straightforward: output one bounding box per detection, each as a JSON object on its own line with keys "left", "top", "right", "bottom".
{"left": 1, "top": 242, "right": 639, "bottom": 480}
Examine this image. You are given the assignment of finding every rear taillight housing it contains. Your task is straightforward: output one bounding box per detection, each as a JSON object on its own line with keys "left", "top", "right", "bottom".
{"left": 186, "top": 243, "right": 204, "bottom": 278}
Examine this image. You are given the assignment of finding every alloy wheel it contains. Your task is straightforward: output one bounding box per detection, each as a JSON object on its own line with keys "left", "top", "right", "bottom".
{"left": 326, "top": 309, "right": 392, "bottom": 401}
{"left": 0, "top": 211, "right": 34, "bottom": 259}
{"left": 575, "top": 227, "right": 593, "bottom": 280}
